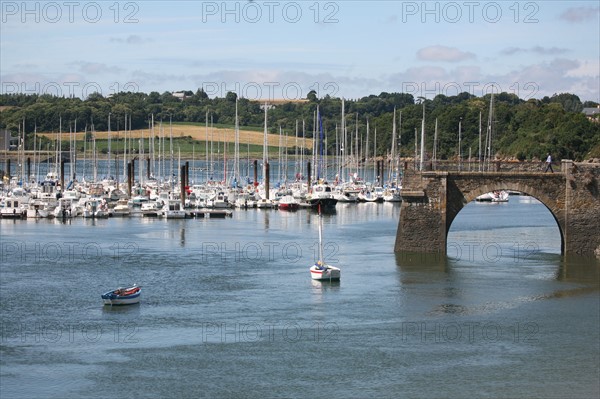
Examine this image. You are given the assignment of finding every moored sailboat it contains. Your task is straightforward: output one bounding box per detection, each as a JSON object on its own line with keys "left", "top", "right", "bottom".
{"left": 309, "top": 206, "right": 340, "bottom": 281}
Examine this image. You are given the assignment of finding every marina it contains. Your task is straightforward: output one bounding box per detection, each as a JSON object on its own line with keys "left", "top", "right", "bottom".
{"left": 1, "top": 197, "right": 598, "bottom": 398}
{"left": 0, "top": 156, "right": 402, "bottom": 220}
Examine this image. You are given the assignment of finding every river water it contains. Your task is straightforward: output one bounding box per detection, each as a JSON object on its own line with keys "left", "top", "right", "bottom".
{"left": 1, "top": 197, "right": 598, "bottom": 398}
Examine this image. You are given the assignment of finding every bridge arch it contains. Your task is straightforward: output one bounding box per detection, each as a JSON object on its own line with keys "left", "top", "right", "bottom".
{"left": 395, "top": 162, "right": 600, "bottom": 257}
{"left": 446, "top": 183, "right": 565, "bottom": 254}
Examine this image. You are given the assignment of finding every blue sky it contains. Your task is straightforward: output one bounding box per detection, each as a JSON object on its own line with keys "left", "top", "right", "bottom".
{"left": 1, "top": 1, "right": 599, "bottom": 101}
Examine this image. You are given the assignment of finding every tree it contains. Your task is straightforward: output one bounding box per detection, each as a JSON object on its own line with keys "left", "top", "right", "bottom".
{"left": 549, "top": 93, "right": 583, "bottom": 113}
{"left": 225, "top": 91, "right": 238, "bottom": 102}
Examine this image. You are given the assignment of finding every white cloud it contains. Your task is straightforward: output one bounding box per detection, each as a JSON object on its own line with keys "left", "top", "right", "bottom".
{"left": 76, "top": 62, "right": 124, "bottom": 75}
{"left": 110, "top": 35, "right": 152, "bottom": 45}
{"left": 566, "top": 60, "right": 600, "bottom": 78}
{"left": 559, "top": 6, "right": 600, "bottom": 23}
{"left": 417, "top": 45, "right": 475, "bottom": 62}
{"left": 501, "top": 46, "right": 569, "bottom": 56}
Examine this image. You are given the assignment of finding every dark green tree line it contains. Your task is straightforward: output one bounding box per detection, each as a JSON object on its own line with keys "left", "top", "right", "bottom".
{"left": 1, "top": 90, "right": 598, "bottom": 160}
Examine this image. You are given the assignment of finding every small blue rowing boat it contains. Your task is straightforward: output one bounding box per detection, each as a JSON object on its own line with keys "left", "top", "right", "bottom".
{"left": 101, "top": 284, "right": 141, "bottom": 305}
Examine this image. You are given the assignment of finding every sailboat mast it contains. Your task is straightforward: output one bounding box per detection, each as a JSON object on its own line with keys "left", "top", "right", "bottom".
{"left": 312, "top": 109, "right": 317, "bottom": 180}
{"left": 205, "top": 111, "right": 209, "bottom": 182}
{"left": 210, "top": 114, "right": 214, "bottom": 179}
{"left": 419, "top": 99, "right": 426, "bottom": 171}
{"left": 73, "top": 119, "right": 77, "bottom": 181}
{"left": 414, "top": 128, "right": 418, "bottom": 170}
{"left": 390, "top": 107, "right": 396, "bottom": 183}
{"left": 340, "top": 98, "right": 345, "bottom": 183}
{"left": 92, "top": 122, "right": 97, "bottom": 182}
{"left": 32, "top": 124, "right": 37, "bottom": 183}
{"left": 234, "top": 98, "right": 240, "bottom": 184}
{"left": 318, "top": 106, "right": 324, "bottom": 181}
{"left": 433, "top": 118, "right": 438, "bottom": 170}
{"left": 318, "top": 210, "right": 324, "bottom": 263}
{"left": 83, "top": 124, "right": 87, "bottom": 181}
{"left": 263, "top": 102, "right": 268, "bottom": 182}
{"left": 107, "top": 113, "right": 111, "bottom": 178}
{"left": 374, "top": 127, "right": 377, "bottom": 184}
{"left": 123, "top": 114, "right": 127, "bottom": 183}
{"left": 68, "top": 122, "right": 73, "bottom": 181}
{"left": 170, "top": 115, "right": 174, "bottom": 189}
{"left": 365, "top": 118, "right": 369, "bottom": 182}
{"left": 58, "top": 115, "right": 62, "bottom": 176}
{"left": 478, "top": 111, "right": 482, "bottom": 171}
{"left": 355, "top": 113, "right": 359, "bottom": 178}
{"left": 150, "top": 113, "right": 155, "bottom": 178}
{"left": 278, "top": 126, "right": 282, "bottom": 183}
{"left": 294, "top": 120, "right": 299, "bottom": 179}
{"left": 301, "top": 120, "right": 305, "bottom": 179}
{"left": 486, "top": 93, "right": 494, "bottom": 170}
{"left": 158, "top": 120, "right": 163, "bottom": 181}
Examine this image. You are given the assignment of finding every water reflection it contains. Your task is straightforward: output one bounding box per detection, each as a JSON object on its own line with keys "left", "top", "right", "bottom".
{"left": 310, "top": 278, "right": 341, "bottom": 305}
{"left": 262, "top": 209, "right": 270, "bottom": 230}
{"left": 556, "top": 255, "right": 600, "bottom": 284}
{"left": 101, "top": 303, "right": 141, "bottom": 313}
{"left": 310, "top": 279, "right": 341, "bottom": 290}
{"left": 394, "top": 251, "right": 449, "bottom": 272}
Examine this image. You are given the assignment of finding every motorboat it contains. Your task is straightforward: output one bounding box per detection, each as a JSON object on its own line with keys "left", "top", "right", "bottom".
{"left": 278, "top": 195, "right": 299, "bottom": 211}
{"left": 1, "top": 196, "right": 27, "bottom": 218}
{"left": 83, "top": 198, "right": 109, "bottom": 218}
{"left": 162, "top": 199, "right": 187, "bottom": 219}
{"left": 111, "top": 199, "right": 131, "bottom": 217}
{"left": 307, "top": 182, "right": 338, "bottom": 211}
{"left": 475, "top": 190, "right": 509, "bottom": 202}
{"left": 141, "top": 201, "right": 161, "bottom": 217}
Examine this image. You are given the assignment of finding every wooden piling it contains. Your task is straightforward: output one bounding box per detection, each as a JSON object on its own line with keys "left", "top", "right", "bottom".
{"left": 127, "top": 162, "right": 132, "bottom": 197}
{"left": 265, "top": 162, "right": 270, "bottom": 199}
{"left": 60, "top": 160, "right": 65, "bottom": 191}
{"left": 253, "top": 160, "right": 258, "bottom": 185}
{"left": 307, "top": 161, "right": 312, "bottom": 190}
{"left": 180, "top": 165, "right": 186, "bottom": 209}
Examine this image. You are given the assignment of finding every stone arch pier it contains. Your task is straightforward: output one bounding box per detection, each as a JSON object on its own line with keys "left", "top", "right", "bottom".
{"left": 395, "top": 160, "right": 600, "bottom": 257}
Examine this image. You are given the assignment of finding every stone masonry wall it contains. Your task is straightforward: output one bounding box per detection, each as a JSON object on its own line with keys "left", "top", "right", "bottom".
{"left": 396, "top": 162, "right": 600, "bottom": 257}
{"left": 565, "top": 162, "right": 600, "bottom": 257}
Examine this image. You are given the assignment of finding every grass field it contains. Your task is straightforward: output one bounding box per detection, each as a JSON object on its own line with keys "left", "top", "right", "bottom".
{"left": 37, "top": 122, "right": 313, "bottom": 157}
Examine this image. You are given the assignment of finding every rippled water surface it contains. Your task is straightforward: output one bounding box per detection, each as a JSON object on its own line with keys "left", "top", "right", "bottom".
{"left": 1, "top": 197, "right": 598, "bottom": 398}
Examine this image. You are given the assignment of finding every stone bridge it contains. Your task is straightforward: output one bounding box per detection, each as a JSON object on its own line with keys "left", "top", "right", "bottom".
{"left": 395, "top": 160, "right": 600, "bottom": 258}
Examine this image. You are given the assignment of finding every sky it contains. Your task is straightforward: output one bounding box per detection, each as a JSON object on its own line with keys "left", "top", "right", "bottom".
{"left": 1, "top": 0, "right": 599, "bottom": 102}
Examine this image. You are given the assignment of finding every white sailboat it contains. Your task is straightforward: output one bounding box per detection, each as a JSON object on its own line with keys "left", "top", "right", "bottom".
{"left": 309, "top": 206, "right": 341, "bottom": 281}
{"left": 475, "top": 190, "right": 509, "bottom": 202}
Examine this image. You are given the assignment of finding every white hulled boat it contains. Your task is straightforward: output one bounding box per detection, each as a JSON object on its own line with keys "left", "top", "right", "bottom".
{"left": 309, "top": 206, "right": 341, "bottom": 281}
{"left": 475, "top": 190, "right": 509, "bottom": 202}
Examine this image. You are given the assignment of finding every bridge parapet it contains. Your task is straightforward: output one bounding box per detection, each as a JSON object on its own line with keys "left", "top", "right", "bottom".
{"left": 400, "top": 160, "right": 565, "bottom": 173}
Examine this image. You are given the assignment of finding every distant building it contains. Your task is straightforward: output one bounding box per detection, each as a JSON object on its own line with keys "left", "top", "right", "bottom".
{"left": 173, "top": 91, "right": 188, "bottom": 101}
{"left": 582, "top": 106, "right": 600, "bottom": 122}
{"left": 254, "top": 99, "right": 310, "bottom": 110}
{"left": 0, "top": 129, "right": 18, "bottom": 151}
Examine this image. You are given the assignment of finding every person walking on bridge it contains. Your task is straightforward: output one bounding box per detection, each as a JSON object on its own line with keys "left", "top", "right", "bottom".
{"left": 544, "top": 153, "right": 554, "bottom": 173}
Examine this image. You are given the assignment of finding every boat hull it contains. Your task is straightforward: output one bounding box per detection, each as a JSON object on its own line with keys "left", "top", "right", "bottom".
{"left": 310, "top": 265, "right": 341, "bottom": 281}
{"left": 102, "top": 296, "right": 140, "bottom": 305}
{"left": 101, "top": 286, "right": 141, "bottom": 306}
{"left": 308, "top": 198, "right": 338, "bottom": 211}
{"left": 475, "top": 190, "right": 509, "bottom": 202}
{"left": 279, "top": 203, "right": 299, "bottom": 211}
{"left": 163, "top": 210, "right": 187, "bottom": 219}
